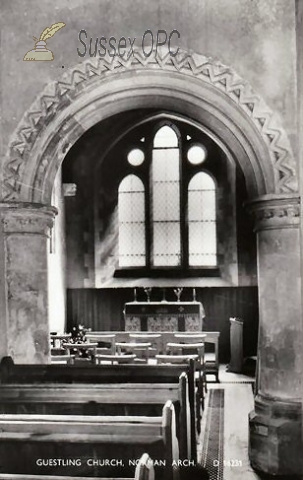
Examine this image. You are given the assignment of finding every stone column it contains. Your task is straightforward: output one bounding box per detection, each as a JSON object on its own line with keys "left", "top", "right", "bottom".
{"left": 248, "top": 193, "right": 302, "bottom": 476}
{"left": 0, "top": 203, "right": 57, "bottom": 364}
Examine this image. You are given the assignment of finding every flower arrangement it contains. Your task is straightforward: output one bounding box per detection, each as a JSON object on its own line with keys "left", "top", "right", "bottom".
{"left": 65, "top": 324, "right": 92, "bottom": 358}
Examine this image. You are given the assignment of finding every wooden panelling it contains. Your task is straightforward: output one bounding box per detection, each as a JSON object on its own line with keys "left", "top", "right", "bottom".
{"left": 66, "top": 287, "right": 258, "bottom": 362}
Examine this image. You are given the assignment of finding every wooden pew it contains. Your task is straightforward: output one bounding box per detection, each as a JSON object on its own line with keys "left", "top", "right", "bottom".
{"left": 0, "top": 358, "right": 196, "bottom": 462}
{"left": 50, "top": 354, "right": 75, "bottom": 365}
{"left": 86, "top": 333, "right": 116, "bottom": 355}
{"left": 0, "top": 357, "right": 193, "bottom": 385}
{"left": 0, "top": 401, "right": 178, "bottom": 480}
{"left": 201, "top": 332, "right": 220, "bottom": 382}
{"left": 0, "top": 453, "right": 155, "bottom": 480}
{"left": 0, "top": 376, "right": 190, "bottom": 461}
{"left": 87, "top": 330, "right": 220, "bottom": 382}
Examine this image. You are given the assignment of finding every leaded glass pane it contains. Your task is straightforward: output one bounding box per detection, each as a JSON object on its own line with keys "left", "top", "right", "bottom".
{"left": 119, "top": 224, "right": 146, "bottom": 266}
{"left": 153, "top": 183, "right": 180, "bottom": 221}
{"left": 152, "top": 149, "right": 179, "bottom": 181}
{"left": 189, "top": 171, "right": 215, "bottom": 190}
{"left": 151, "top": 138, "right": 181, "bottom": 267}
{"left": 119, "top": 191, "right": 145, "bottom": 222}
{"left": 188, "top": 190, "right": 216, "bottom": 221}
{"left": 188, "top": 172, "right": 217, "bottom": 266}
{"left": 153, "top": 126, "right": 178, "bottom": 148}
{"left": 118, "top": 175, "right": 146, "bottom": 267}
{"left": 153, "top": 223, "right": 181, "bottom": 266}
{"left": 189, "top": 252, "right": 217, "bottom": 266}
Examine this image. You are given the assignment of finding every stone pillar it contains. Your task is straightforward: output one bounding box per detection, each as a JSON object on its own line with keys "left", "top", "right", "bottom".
{"left": 248, "top": 193, "right": 302, "bottom": 476}
{"left": 0, "top": 203, "right": 57, "bottom": 364}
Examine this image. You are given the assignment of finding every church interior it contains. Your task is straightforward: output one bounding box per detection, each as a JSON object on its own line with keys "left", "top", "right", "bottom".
{"left": 0, "top": 0, "right": 302, "bottom": 478}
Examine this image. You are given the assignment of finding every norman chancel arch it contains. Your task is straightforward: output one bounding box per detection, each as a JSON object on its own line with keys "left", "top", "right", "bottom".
{"left": 0, "top": 48, "right": 301, "bottom": 475}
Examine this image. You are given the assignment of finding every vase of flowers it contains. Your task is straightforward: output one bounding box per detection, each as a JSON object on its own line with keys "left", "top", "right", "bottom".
{"left": 67, "top": 324, "right": 91, "bottom": 358}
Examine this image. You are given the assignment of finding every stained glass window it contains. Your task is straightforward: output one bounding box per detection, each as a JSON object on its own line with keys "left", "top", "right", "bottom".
{"left": 117, "top": 122, "right": 218, "bottom": 273}
{"left": 152, "top": 126, "right": 181, "bottom": 266}
{"left": 118, "top": 175, "right": 146, "bottom": 267}
{"left": 188, "top": 172, "right": 217, "bottom": 266}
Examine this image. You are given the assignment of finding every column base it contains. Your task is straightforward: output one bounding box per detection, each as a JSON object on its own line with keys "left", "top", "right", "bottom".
{"left": 249, "top": 395, "right": 302, "bottom": 476}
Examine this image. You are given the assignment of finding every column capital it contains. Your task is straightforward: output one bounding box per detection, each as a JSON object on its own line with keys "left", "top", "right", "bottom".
{"left": 247, "top": 193, "right": 300, "bottom": 231}
{"left": 0, "top": 202, "right": 57, "bottom": 235}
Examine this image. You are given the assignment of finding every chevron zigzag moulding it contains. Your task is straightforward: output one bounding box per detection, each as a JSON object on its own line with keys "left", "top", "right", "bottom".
{"left": 3, "top": 48, "right": 298, "bottom": 200}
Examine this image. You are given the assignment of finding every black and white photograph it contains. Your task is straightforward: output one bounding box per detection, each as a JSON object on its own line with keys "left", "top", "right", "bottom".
{"left": 0, "top": 1, "right": 302, "bottom": 479}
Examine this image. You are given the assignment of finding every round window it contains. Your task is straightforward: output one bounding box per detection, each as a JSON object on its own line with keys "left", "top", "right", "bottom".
{"left": 127, "top": 149, "right": 145, "bottom": 166}
{"left": 187, "top": 145, "right": 207, "bottom": 165}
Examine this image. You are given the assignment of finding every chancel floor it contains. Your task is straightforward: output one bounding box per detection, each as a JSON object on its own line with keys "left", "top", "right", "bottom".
{"left": 198, "top": 365, "right": 260, "bottom": 480}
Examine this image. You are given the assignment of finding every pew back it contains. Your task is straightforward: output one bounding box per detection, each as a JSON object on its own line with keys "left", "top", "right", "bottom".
{"left": 0, "top": 359, "right": 195, "bottom": 462}
{"left": 86, "top": 331, "right": 220, "bottom": 379}
{"left": 0, "top": 358, "right": 191, "bottom": 384}
{"left": 0, "top": 401, "right": 178, "bottom": 480}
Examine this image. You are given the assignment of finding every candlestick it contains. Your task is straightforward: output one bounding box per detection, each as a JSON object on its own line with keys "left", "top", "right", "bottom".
{"left": 193, "top": 288, "right": 196, "bottom": 301}
{"left": 174, "top": 287, "right": 183, "bottom": 302}
{"left": 144, "top": 287, "right": 152, "bottom": 302}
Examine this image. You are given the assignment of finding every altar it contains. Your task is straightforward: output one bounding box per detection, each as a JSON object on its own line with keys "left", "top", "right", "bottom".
{"left": 124, "top": 301, "right": 205, "bottom": 332}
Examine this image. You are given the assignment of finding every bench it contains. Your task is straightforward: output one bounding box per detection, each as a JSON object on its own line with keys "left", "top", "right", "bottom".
{"left": 0, "top": 357, "right": 193, "bottom": 384}
{"left": 0, "top": 376, "right": 191, "bottom": 461}
{"left": 0, "top": 359, "right": 196, "bottom": 462}
{"left": 50, "top": 354, "right": 75, "bottom": 365}
{"left": 0, "top": 401, "right": 178, "bottom": 480}
{"left": 86, "top": 331, "right": 220, "bottom": 382}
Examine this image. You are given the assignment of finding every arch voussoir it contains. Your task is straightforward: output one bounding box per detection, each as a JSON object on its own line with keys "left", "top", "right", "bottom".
{"left": 1, "top": 48, "right": 298, "bottom": 202}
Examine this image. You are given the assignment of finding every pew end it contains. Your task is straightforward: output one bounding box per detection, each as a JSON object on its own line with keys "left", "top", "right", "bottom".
{"left": 203, "top": 332, "right": 220, "bottom": 383}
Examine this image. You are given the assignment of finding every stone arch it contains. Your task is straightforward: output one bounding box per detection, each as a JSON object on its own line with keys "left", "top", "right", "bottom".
{"left": 1, "top": 48, "right": 298, "bottom": 203}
